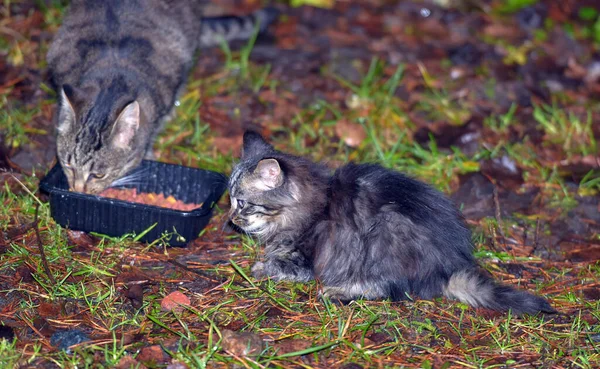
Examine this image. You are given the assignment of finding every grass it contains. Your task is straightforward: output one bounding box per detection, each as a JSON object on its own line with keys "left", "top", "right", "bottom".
{"left": 1, "top": 2, "right": 600, "bottom": 368}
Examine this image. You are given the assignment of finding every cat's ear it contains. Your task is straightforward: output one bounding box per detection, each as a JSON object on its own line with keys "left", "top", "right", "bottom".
{"left": 57, "top": 85, "right": 77, "bottom": 133}
{"left": 242, "top": 131, "right": 273, "bottom": 158}
{"left": 254, "top": 158, "right": 284, "bottom": 189}
{"left": 109, "top": 101, "right": 140, "bottom": 149}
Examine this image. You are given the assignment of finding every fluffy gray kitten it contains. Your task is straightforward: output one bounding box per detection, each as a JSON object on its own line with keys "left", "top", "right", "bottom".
{"left": 48, "top": 0, "right": 277, "bottom": 193}
{"left": 228, "top": 132, "right": 555, "bottom": 316}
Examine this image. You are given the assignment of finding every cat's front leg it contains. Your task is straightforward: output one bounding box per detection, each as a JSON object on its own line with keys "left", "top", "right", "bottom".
{"left": 251, "top": 251, "right": 313, "bottom": 282}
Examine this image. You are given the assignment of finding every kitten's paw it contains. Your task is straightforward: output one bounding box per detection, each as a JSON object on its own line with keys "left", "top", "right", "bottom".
{"left": 251, "top": 259, "right": 313, "bottom": 282}
{"left": 320, "top": 286, "right": 355, "bottom": 305}
{"left": 251, "top": 262, "right": 267, "bottom": 279}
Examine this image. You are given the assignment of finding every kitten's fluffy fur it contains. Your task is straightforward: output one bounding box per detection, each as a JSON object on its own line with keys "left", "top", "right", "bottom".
{"left": 228, "top": 132, "right": 555, "bottom": 315}
{"left": 48, "top": 0, "right": 277, "bottom": 193}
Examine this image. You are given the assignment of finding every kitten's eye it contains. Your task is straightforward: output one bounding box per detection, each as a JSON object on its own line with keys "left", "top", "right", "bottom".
{"left": 90, "top": 173, "right": 107, "bottom": 180}
{"left": 237, "top": 199, "right": 246, "bottom": 209}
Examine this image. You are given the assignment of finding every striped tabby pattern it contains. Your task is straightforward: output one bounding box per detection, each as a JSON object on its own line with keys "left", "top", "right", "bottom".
{"left": 48, "top": 0, "right": 278, "bottom": 193}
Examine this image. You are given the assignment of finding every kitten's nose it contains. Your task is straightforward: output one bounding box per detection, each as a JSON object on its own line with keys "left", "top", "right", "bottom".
{"left": 73, "top": 179, "right": 86, "bottom": 193}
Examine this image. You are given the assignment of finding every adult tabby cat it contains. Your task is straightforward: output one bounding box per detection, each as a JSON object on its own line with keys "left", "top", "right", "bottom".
{"left": 228, "top": 132, "right": 555, "bottom": 315}
{"left": 48, "top": 0, "right": 278, "bottom": 193}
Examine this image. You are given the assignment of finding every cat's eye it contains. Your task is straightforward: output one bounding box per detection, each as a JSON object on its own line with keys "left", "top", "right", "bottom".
{"left": 237, "top": 199, "right": 246, "bottom": 209}
{"left": 62, "top": 163, "right": 74, "bottom": 172}
{"left": 90, "top": 173, "right": 107, "bottom": 180}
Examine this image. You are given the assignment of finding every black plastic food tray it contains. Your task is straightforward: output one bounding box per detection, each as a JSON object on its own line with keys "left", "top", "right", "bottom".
{"left": 39, "top": 160, "right": 227, "bottom": 246}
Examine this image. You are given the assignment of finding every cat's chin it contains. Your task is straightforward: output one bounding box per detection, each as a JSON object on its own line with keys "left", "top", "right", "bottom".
{"left": 226, "top": 220, "right": 264, "bottom": 236}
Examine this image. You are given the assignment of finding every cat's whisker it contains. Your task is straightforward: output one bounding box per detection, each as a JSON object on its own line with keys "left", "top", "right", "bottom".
{"left": 109, "top": 167, "right": 151, "bottom": 188}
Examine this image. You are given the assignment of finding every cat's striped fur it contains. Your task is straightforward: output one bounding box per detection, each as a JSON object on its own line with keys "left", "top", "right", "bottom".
{"left": 48, "top": 0, "right": 278, "bottom": 193}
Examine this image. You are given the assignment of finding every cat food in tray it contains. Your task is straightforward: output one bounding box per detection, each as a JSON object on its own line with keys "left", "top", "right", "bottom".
{"left": 39, "top": 160, "right": 227, "bottom": 246}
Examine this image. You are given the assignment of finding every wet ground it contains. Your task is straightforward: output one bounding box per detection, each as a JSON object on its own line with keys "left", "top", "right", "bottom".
{"left": 1, "top": 0, "right": 600, "bottom": 367}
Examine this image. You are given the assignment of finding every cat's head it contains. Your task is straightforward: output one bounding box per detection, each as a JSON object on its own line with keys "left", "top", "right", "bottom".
{"left": 56, "top": 84, "right": 146, "bottom": 194}
{"left": 228, "top": 131, "right": 328, "bottom": 239}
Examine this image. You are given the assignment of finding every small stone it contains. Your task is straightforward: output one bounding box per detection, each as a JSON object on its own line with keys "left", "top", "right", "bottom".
{"left": 161, "top": 291, "right": 190, "bottom": 312}
{"left": 50, "top": 329, "right": 90, "bottom": 353}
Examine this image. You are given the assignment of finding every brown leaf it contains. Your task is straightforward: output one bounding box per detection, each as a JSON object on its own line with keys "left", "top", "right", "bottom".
{"left": 115, "top": 356, "right": 146, "bottom": 369}
{"left": 166, "top": 361, "right": 190, "bottom": 369}
{"left": 15, "top": 265, "right": 33, "bottom": 283}
{"left": 137, "top": 345, "right": 169, "bottom": 365}
{"left": 583, "top": 288, "right": 600, "bottom": 301}
{"left": 115, "top": 269, "right": 151, "bottom": 285}
{"left": 66, "top": 230, "right": 97, "bottom": 250}
{"left": 271, "top": 338, "right": 311, "bottom": 355}
{"left": 38, "top": 302, "right": 61, "bottom": 318}
{"left": 160, "top": 291, "right": 190, "bottom": 312}
{"left": 480, "top": 156, "right": 524, "bottom": 189}
{"left": 335, "top": 119, "right": 366, "bottom": 148}
{"left": 220, "top": 329, "right": 263, "bottom": 357}
{"left": 125, "top": 284, "right": 144, "bottom": 310}
{"left": 366, "top": 331, "right": 394, "bottom": 345}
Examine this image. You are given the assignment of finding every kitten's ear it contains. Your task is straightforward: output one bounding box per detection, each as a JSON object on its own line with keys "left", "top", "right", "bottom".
{"left": 254, "top": 158, "right": 284, "bottom": 189}
{"left": 109, "top": 101, "right": 140, "bottom": 149}
{"left": 57, "top": 85, "right": 77, "bottom": 133}
{"left": 242, "top": 131, "right": 273, "bottom": 158}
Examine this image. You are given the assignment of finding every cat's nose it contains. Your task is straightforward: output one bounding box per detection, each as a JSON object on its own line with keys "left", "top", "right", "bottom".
{"left": 73, "top": 179, "right": 86, "bottom": 193}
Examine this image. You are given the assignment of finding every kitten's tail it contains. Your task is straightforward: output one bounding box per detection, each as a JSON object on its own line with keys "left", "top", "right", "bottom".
{"left": 443, "top": 269, "right": 556, "bottom": 315}
{"left": 199, "top": 8, "right": 280, "bottom": 48}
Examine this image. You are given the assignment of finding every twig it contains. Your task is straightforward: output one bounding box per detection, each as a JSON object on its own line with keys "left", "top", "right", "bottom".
{"left": 529, "top": 218, "right": 541, "bottom": 257}
{"left": 166, "top": 258, "right": 220, "bottom": 282}
{"left": 492, "top": 185, "right": 505, "bottom": 238}
{"left": 34, "top": 202, "right": 56, "bottom": 285}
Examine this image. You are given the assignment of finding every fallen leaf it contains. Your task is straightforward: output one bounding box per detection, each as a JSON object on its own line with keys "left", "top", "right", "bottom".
{"left": 37, "top": 302, "right": 61, "bottom": 318}
{"left": 161, "top": 291, "right": 190, "bottom": 312}
{"left": 166, "top": 361, "right": 190, "bottom": 369}
{"left": 582, "top": 288, "right": 600, "bottom": 301}
{"left": 66, "top": 230, "right": 97, "bottom": 250}
{"left": 335, "top": 119, "right": 366, "bottom": 148}
{"left": 125, "top": 284, "right": 144, "bottom": 310}
{"left": 221, "top": 329, "right": 263, "bottom": 357}
{"left": 15, "top": 265, "right": 33, "bottom": 283}
{"left": 115, "top": 356, "right": 146, "bottom": 369}
{"left": 366, "top": 331, "right": 394, "bottom": 345}
{"left": 271, "top": 338, "right": 311, "bottom": 355}
{"left": 137, "top": 345, "right": 169, "bottom": 365}
{"left": 480, "top": 156, "right": 524, "bottom": 189}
